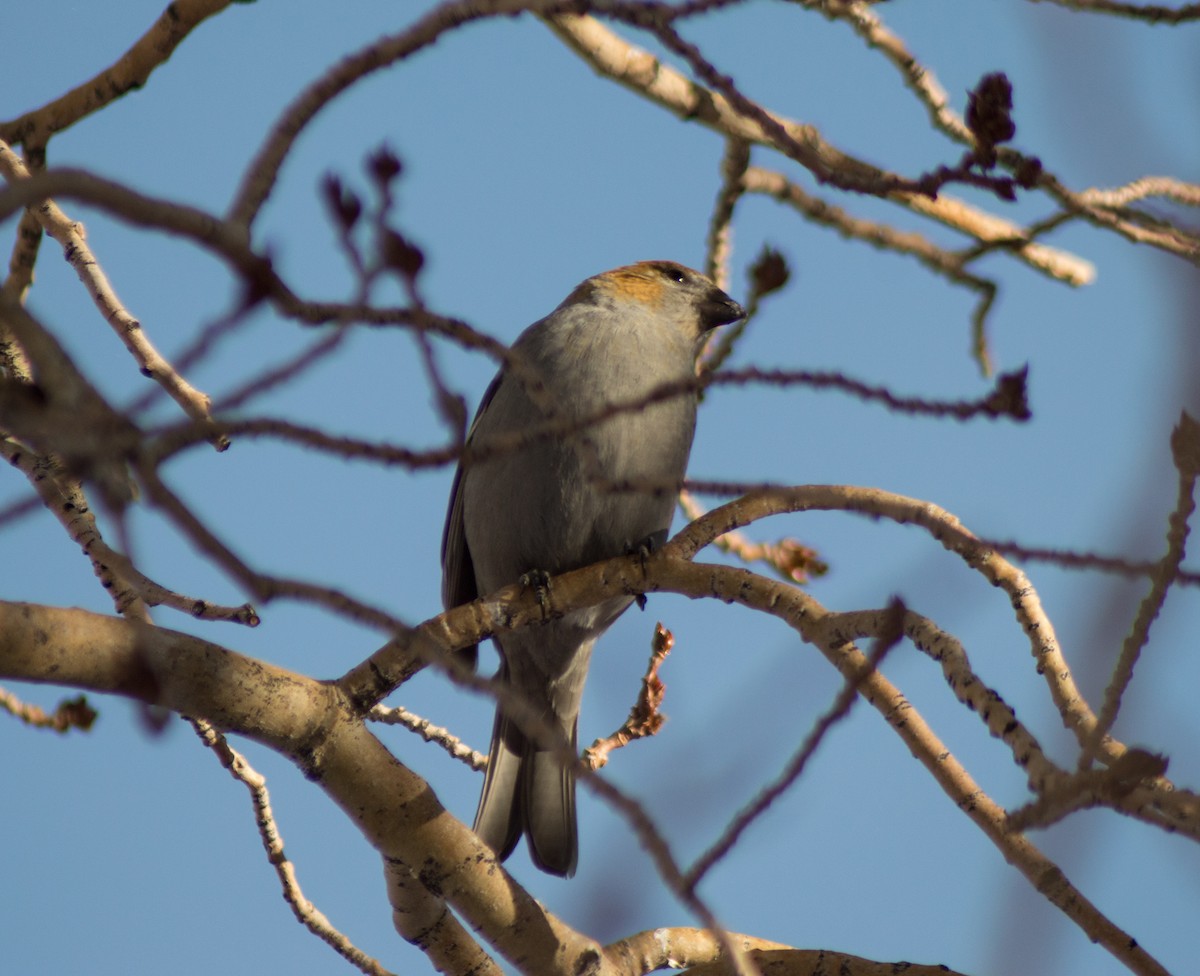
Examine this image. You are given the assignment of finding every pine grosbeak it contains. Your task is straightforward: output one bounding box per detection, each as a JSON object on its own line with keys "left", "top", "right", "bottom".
{"left": 441, "top": 260, "right": 744, "bottom": 876}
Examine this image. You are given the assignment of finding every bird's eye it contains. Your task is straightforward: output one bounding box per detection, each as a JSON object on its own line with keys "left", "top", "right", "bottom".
{"left": 659, "top": 264, "right": 687, "bottom": 284}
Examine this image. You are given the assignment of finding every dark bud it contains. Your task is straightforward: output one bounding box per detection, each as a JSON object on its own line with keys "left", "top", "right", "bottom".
{"left": 775, "top": 539, "right": 828, "bottom": 585}
{"left": 58, "top": 695, "right": 98, "bottom": 732}
{"left": 368, "top": 146, "right": 403, "bottom": 188}
{"left": 322, "top": 174, "right": 361, "bottom": 231}
{"left": 382, "top": 229, "right": 425, "bottom": 279}
{"left": 1014, "top": 155, "right": 1043, "bottom": 188}
{"left": 749, "top": 244, "right": 791, "bottom": 298}
{"left": 1108, "top": 748, "right": 1168, "bottom": 790}
{"left": 985, "top": 365, "right": 1031, "bottom": 421}
{"left": 966, "top": 72, "right": 1016, "bottom": 153}
{"left": 1171, "top": 411, "right": 1200, "bottom": 477}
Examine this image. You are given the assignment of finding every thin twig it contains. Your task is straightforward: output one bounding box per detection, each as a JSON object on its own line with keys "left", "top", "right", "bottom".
{"left": 741, "top": 166, "right": 1006, "bottom": 373}
{"left": 671, "top": 486, "right": 1115, "bottom": 766}
{"left": 798, "top": 0, "right": 973, "bottom": 143}
{"left": 583, "top": 622, "right": 673, "bottom": 770}
{"left": 0, "top": 686, "right": 97, "bottom": 732}
{"left": 0, "top": 437, "right": 257, "bottom": 624}
{"left": 1080, "top": 413, "right": 1200, "bottom": 768}
{"left": 542, "top": 11, "right": 1095, "bottom": 285}
{"left": 1024, "top": 0, "right": 1200, "bottom": 23}
{"left": 213, "top": 329, "right": 350, "bottom": 413}
{"left": 1008, "top": 749, "right": 1169, "bottom": 831}
{"left": 148, "top": 361, "right": 1030, "bottom": 477}
{"left": 370, "top": 704, "right": 486, "bottom": 770}
{"left": 584, "top": 774, "right": 762, "bottom": 976}
{"left": 228, "top": 0, "right": 574, "bottom": 228}
{"left": 133, "top": 461, "right": 405, "bottom": 631}
{"left": 683, "top": 598, "right": 906, "bottom": 890}
{"left": 834, "top": 605, "right": 1062, "bottom": 793}
{"left": 0, "top": 149, "right": 224, "bottom": 442}
{"left": 191, "top": 719, "right": 397, "bottom": 976}
{"left": 704, "top": 138, "right": 751, "bottom": 291}
{"left": 0, "top": 0, "right": 238, "bottom": 146}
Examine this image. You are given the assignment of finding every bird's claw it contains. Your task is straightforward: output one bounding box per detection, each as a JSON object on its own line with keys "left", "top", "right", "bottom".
{"left": 627, "top": 534, "right": 661, "bottom": 612}
{"left": 520, "top": 569, "right": 553, "bottom": 620}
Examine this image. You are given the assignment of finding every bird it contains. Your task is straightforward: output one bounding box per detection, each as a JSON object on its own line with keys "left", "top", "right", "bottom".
{"left": 441, "top": 260, "right": 744, "bottom": 876}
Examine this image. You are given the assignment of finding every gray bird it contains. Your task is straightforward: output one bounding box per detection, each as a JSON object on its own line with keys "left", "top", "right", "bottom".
{"left": 441, "top": 260, "right": 744, "bottom": 876}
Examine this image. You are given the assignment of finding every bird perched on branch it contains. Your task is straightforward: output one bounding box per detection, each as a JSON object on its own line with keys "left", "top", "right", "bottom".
{"left": 441, "top": 260, "right": 744, "bottom": 876}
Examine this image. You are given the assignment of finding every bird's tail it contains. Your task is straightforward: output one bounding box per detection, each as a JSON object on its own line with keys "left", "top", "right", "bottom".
{"left": 473, "top": 710, "right": 578, "bottom": 877}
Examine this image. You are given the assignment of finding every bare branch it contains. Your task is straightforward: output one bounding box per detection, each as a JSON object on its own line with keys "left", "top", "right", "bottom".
{"left": 704, "top": 138, "right": 751, "bottom": 292}
{"left": 370, "top": 704, "right": 487, "bottom": 771}
{"left": 797, "top": 0, "right": 972, "bottom": 144}
{"left": 346, "top": 521, "right": 1168, "bottom": 975}
{"left": 229, "top": 0, "right": 576, "bottom": 229}
{"left": 0, "top": 436, "right": 257, "bottom": 624}
{"left": 1008, "top": 748, "right": 1170, "bottom": 832}
{"left": 683, "top": 599, "right": 905, "bottom": 890}
{"left": 1081, "top": 412, "right": 1200, "bottom": 767}
{"left": 834, "top": 605, "right": 1063, "bottom": 792}
{"left": 708, "top": 364, "right": 1031, "bottom": 421}
{"left": 671, "top": 486, "right": 1112, "bottom": 763}
{"left": 608, "top": 929, "right": 791, "bottom": 975}
{"left": 1, "top": 210, "right": 43, "bottom": 312}
{"left": 4, "top": 5, "right": 1197, "bottom": 973}
{"left": 133, "top": 462, "right": 404, "bottom": 631}
{"left": 584, "top": 773, "right": 760, "bottom": 976}
{"left": 1039, "top": 171, "right": 1200, "bottom": 260}
{"left": 679, "top": 490, "right": 827, "bottom": 584}
{"left": 960, "top": 535, "right": 1200, "bottom": 588}
{"left": 1024, "top": 0, "right": 1200, "bottom": 22}
{"left": 612, "top": 928, "right": 976, "bottom": 976}
{"left": 0, "top": 0, "right": 238, "bottom": 147}
{"left": 687, "top": 947, "right": 973, "bottom": 976}
{"left": 701, "top": 245, "right": 790, "bottom": 377}
{"left": 583, "top": 621, "right": 673, "bottom": 769}
{"left": 192, "top": 719, "right": 400, "bottom": 976}
{"left": 0, "top": 601, "right": 601, "bottom": 976}
{"left": 740, "top": 166, "right": 1003, "bottom": 373}
{"left": 1078, "top": 175, "right": 1200, "bottom": 208}
{"left": 542, "top": 11, "right": 1095, "bottom": 285}
{"left": 0, "top": 152, "right": 224, "bottom": 442}
{"left": 0, "top": 685, "right": 96, "bottom": 732}
{"left": 1, "top": 497, "right": 1176, "bottom": 976}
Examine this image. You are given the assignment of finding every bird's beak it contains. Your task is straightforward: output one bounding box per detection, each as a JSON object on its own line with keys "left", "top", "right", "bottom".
{"left": 699, "top": 289, "right": 746, "bottom": 331}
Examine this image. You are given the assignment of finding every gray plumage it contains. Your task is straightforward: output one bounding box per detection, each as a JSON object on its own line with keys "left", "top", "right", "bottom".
{"left": 441, "top": 260, "right": 744, "bottom": 876}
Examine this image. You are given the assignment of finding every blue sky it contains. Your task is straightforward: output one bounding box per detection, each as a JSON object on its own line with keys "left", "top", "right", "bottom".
{"left": 2, "top": 3, "right": 1199, "bottom": 975}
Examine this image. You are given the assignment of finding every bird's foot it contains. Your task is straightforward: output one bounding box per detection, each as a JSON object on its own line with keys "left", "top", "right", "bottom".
{"left": 627, "top": 533, "right": 664, "bottom": 611}
{"left": 520, "top": 569, "right": 553, "bottom": 620}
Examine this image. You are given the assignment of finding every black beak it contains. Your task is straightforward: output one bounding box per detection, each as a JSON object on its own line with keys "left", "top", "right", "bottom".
{"left": 699, "top": 288, "right": 746, "bottom": 331}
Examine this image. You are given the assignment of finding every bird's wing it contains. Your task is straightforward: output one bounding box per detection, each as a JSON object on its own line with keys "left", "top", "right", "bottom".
{"left": 440, "top": 371, "right": 505, "bottom": 668}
